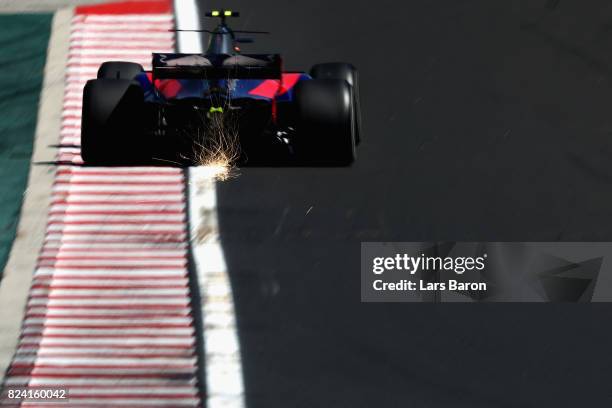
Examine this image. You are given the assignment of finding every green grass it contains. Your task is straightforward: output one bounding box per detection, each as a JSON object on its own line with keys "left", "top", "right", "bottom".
{"left": 0, "top": 14, "right": 52, "bottom": 280}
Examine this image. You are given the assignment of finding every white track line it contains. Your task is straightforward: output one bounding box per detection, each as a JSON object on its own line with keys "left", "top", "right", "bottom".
{"left": 174, "top": 0, "right": 202, "bottom": 53}
{"left": 189, "top": 171, "right": 246, "bottom": 408}
{"left": 174, "top": 0, "right": 247, "bottom": 406}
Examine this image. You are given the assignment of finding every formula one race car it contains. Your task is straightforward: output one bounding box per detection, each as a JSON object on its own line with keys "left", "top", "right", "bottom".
{"left": 81, "top": 10, "right": 361, "bottom": 166}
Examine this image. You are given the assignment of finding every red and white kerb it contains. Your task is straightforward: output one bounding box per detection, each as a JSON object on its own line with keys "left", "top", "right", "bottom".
{"left": 1, "top": 1, "right": 202, "bottom": 406}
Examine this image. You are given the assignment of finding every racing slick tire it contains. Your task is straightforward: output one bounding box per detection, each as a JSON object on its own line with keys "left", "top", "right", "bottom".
{"left": 294, "top": 78, "right": 356, "bottom": 166}
{"left": 81, "top": 79, "right": 147, "bottom": 165}
{"left": 97, "top": 61, "right": 144, "bottom": 80}
{"left": 310, "top": 63, "right": 362, "bottom": 144}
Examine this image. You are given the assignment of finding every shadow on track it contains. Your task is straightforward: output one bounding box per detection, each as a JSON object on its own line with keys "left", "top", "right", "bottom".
{"left": 212, "top": 1, "right": 612, "bottom": 406}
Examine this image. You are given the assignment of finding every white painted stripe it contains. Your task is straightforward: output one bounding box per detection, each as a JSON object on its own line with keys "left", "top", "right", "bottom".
{"left": 72, "top": 22, "right": 174, "bottom": 31}
{"left": 40, "top": 242, "right": 187, "bottom": 250}
{"left": 69, "top": 48, "right": 159, "bottom": 56}
{"left": 30, "top": 288, "right": 189, "bottom": 296}
{"left": 34, "top": 267, "right": 186, "bottom": 276}
{"left": 21, "top": 398, "right": 200, "bottom": 406}
{"left": 25, "top": 308, "right": 192, "bottom": 317}
{"left": 27, "top": 298, "right": 191, "bottom": 306}
{"left": 58, "top": 166, "right": 183, "bottom": 174}
{"left": 48, "top": 214, "right": 185, "bottom": 222}
{"left": 13, "top": 386, "right": 199, "bottom": 396}
{"left": 44, "top": 237, "right": 187, "bottom": 245}
{"left": 189, "top": 172, "right": 245, "bottom": 408}
{"left": 53, "top": 185, "right": 183, "bottom": 193}
{"left": 13, "top": 356, "right": 197, "bottom": 365}
{"left": 47, "top": 225, "right": 185, "bottom": 233}
{"left": 21, "top": 330, "right": 195, "bottom": 339}
{"left": 24, "top": 317, "right": 192, "bottom": 325}
{"left": 30, "top": 281, "right": 188, "bottom": 289}
{"left": 174, "top": 0, "right": 202, "bottom": 53}
{"left": 17, "top": 348, "right": 195, "bottom": 356}
{"left": 40, "top": 253, "right": 187, "bottom": 268}
{"left": 173, "top": 0, "right": 246, "bottom": 404}
{"left": 71, "top": 31, "right": 174, "bottom": 40}
{"left": 66, "top": 67, "right": 145, "bottom": 75}
{"left": 55, "top": 175, "right": 183, "bottom": 182}
{"left": 6, "top": 377, "right": 197, "bottom": 386}
{"left": 51, "top": 195, "right": 186, "bottom": 202}
{"left": 74, "top": 14, "right": 174, "bottom": 23}
{"left": 48, "top": 206, "right": 186, "bottom": 214}
{"left": 18, "top": 337, "right": 194, "bottom": 346}
{"left": 70, "top": 39, "right": 175, "bottom": 47}
{"left": 18, "top": 399, "right": 199, "bottom": 406}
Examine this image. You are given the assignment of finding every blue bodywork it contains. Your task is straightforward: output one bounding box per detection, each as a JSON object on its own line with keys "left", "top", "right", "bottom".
{"left": 135, "top": 72, "right": 310, "bottom": 104}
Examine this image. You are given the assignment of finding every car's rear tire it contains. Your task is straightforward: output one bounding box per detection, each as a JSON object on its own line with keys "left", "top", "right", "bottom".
{"left": 97, "top": 61, "right": 144, "bottom": 80}
{"left": 81, "top": 79, "right": 147, "bottom": 165}
{"left": 310, "top": 62, "right": 362, "bottom": 144}
{"left": 294, "top": 78, "right": 356, "bottom": 166}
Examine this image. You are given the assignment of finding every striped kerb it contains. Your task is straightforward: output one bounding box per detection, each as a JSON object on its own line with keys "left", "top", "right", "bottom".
{"left": 1, "top": 1, "right": 202, "bottom": 406}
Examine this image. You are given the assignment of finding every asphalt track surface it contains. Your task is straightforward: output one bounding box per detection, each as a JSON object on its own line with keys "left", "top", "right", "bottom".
{"left": 203, "top": 1, "right": 612, "bottom": 407}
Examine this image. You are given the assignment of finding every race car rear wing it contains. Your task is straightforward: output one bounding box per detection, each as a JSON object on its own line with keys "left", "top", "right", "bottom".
{"left": 152, "top": 53, "right": 282, "bottom": 80}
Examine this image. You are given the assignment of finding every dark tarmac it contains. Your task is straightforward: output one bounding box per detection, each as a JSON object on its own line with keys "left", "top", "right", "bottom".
{"left": 205, "top": 1, "right": 612, "bottom": 406}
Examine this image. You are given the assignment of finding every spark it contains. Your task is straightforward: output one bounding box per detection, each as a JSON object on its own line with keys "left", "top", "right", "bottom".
{"left": 188, "top": 95, "right": 241, "bottom": 181}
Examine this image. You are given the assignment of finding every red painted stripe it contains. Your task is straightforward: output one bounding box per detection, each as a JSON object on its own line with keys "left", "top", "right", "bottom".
{"left": 19, "top": 354, "right": 194, "bottom": 360}
{"left": 49, "top": 211, "right": 185, "bottom": 216}
{"left": 25, "top": 305, "right": 188, "bottom": 310}
{"left": 50, "top": 199, "right": 183, "bottom": 205}
{"left": 52, "top": 191, "right": 183, "bottom": 196}
{"left": 24, "top": 394, "right": 196, "bottom": 399}
{"left": 69, "top": 62, "right": 136, "bottom": 69}
{"left": 43, "top": 238, "right": 187, "bottom": 244}
{"left": 67, "top": 52, "right": 159, "bottom": 59}
{"left": 8, "top": 371, "right": 193, "bottom": 379}
{"left": 75, "top": 0, "right": 172, "bottom": 15}
{"left": 70, "top": 30, "right": 171, "bottom": 36}
{"left": 61, "top": 114, "right": 81, "bottom": 120}
{"left": 39, "top": 250, "right": 186, "bottom": 255}
{"left": 47, "top": 222, "right": 185, "bottom": 226}
{"left": 32, "top": 282, "right": 187, "bottom": 290}
{"left": 17, "top": 346, "right": 196, "bottom": 359}
{"left": 70, "top": 28, "right": 171, "bottom": 34}
{"left": 29, "top": 294, "right": 188, "bottom": 299}
{"left": 0, "top": 403, "right": 194, "bottom": 408}
{"left": 21, "top": 334, "right": 192, "bottom": 339}
{"left": 24, "top": 323, "right": 192, "bottom": 329}
{"left": 71, "top": 21, "right": 173, "bottom": 27}
{"left": 47, "top": 220, "right": 185, "bottom": 226}
{"left": 39, "top": 255, "right": 185, "bottom": 260}
{"left": 10, "top": 363, "right": 195, "bottom": 372}
{"left": 25, "top": 313, "right": 190, "bottom": 319}
{"left": 70, "top": 44, "right": 174, "bottom": 51}
{"left": 56, "top": 170, "right": 181, "bottom": 177}
{"left": 0, "top": 404, "right": 193, "bottom": 408}
{"left": 18, "top": 343, "right": 193, "bottom": 349}
{"left": 0, "top": 383, "right": 194, "bottom": 388}
{"left": 45, "top": 232, "right": 185, "bottom": 237}
{"left": 33, "top": 266, "right": 186, "bottom": 270}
